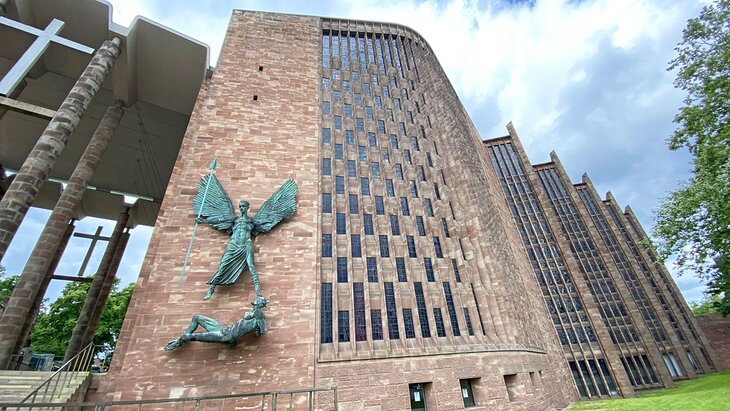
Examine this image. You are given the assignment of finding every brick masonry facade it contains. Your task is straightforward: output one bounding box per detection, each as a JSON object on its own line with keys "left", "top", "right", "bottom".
{"left": 93, "top": 10, "right": 578, "bottom": 410}
{"left": 695, "top": 313, "right": 730, "bottom": 371}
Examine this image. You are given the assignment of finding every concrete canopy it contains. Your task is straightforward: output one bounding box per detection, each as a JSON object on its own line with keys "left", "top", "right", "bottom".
{"left": 0, "top": 0, "right": 209, "bottom": 227}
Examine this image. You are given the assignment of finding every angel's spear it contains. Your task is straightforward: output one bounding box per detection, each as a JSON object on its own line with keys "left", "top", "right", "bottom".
{"left": 179, "top": 157, "right": 217, "bottom": 283}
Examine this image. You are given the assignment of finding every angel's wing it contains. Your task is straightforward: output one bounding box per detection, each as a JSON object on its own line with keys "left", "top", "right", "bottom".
{"left": 193, "top": 173, "right": 237, "bottom": 233}
{"left": 252, "top": 179, "right": 298, "bottom": 236}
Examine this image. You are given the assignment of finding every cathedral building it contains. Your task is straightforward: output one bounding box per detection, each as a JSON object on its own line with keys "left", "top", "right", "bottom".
{"left": 0, "top": 4, "right": 718, "bottom": 410}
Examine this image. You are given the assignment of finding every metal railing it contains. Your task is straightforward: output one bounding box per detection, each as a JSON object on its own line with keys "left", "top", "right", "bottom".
{"left": 2, "top": 354, "right": 63, "bottom": 371}
{"left": 0, "top": 386, "right": 338, "bottom": 410}
{"left": 19, "top": 342, "right": 96, "bottom": 405}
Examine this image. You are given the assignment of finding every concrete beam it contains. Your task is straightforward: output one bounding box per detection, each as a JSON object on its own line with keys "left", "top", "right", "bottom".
{"left": 0, "top": 96, "right": 55, "bottom": 120}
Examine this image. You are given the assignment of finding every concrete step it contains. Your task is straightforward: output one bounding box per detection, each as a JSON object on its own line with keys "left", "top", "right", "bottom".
{"left": 0, "top": 370, "right": 90, "bottom": 404}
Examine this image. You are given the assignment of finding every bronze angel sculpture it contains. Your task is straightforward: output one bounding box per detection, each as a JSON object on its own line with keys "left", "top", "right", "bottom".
{"left": 193, "top": 174, "right": 297, "bottom": 300}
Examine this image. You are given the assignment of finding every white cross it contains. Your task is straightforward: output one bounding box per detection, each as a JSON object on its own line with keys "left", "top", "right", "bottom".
{"left": 0, "top": 17, "right": 94, "bottom": 96}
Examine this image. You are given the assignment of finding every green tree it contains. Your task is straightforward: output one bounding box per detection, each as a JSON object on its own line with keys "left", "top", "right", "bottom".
{"left": 30, "top": 280, "right": 134, "bottom": 357}
{"left": 0, "top": 266, "right": 19, "bottom": 307}
{"left": 655, "top": 0, "right": 730, "bottom": 315}
{"left": 690, "top": 293, "right": 723, "bottom": 316}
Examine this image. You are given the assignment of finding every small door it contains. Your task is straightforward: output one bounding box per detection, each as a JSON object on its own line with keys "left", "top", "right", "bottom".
{"left": 410, "top": 383, "right": 427, "bottom": 410}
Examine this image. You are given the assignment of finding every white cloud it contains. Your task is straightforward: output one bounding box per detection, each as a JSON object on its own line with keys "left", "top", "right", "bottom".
{"left": 3, "top": 0, "right": 709, "bottom": 303}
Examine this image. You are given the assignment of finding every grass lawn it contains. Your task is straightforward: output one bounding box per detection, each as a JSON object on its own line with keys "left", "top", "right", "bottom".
{"left": 568, "top": 370, "right": 730, "bottom": 410}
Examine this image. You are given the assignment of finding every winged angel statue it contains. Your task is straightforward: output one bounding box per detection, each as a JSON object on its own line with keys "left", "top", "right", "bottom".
{"left": 193, "top": 174, "right": 297, "bottom": 300}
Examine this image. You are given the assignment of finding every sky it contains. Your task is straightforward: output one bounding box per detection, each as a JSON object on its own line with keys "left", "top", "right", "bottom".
{"left": 0, "top": 0, "right": 711, "bottom": 304}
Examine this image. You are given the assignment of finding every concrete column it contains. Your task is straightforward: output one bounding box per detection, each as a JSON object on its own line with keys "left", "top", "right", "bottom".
{"left": 0, "top": 37, "right": 122, "bottom": 262}
{"left": 0, "top": 103, "right": 124, "bottom": 367}
{"left": 65, "top": 210, "right": 129, "bottom": 361}
{"left": 81, "top": 229, "right": 130, "bottom": 347}
{"left": 13, "top": 220, "right": 75, "bottom": 354}
{"left": 0, "top": 0, "right": 8, "bottom": 16}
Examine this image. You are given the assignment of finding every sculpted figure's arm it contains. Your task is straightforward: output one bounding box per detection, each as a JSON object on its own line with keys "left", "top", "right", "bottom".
{"left": 197, "top": 215, "right": 233, "bottom": 226}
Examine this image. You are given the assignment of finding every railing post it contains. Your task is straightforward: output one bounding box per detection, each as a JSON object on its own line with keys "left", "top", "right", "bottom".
{"left": 307, "top": 391, "right": 312, "bottom": 411}
{"left": 333, "top": 387, "right": 338, "bottom": 411}
{"left": 271, "top": 393, "right": 277, "bottom": 411}
{"left": 260, "top": 394, "right": 266, "bottom": 411}
{"left": 195, "top": 399, "right": 201, "bottom": 411}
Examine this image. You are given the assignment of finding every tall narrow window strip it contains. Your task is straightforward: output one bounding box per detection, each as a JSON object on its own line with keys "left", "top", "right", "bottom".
{"left": 367, "top": 257, "right": 378, "bottom": 282}
{"left": 364, "top": 214, "right": 374, "bottom": 235}
{"left": 322, "top": 234, "right": 332, "bottom": 258}
{"left": 322, "top": 193, "right": 332, "bottom": 213}
{"left": 360, "top": 177, "right": 370, "bottom": 195}
{"left": 407, "top": 236, "right": 417, "bottom": 258}
{"left": 379, "top": 235, "right": 390, "bottom": 257}
{"left": 385, "top": 179, "right": 395, "bottom": 197}
{"left": 340, "top": 32, "right": 348, "bottom": 69}
{"left": 463, "top": 308, "right": 475, "bottom": 336}
{"left": 338, "top": 310, "right": 350, "bottom": 342}
{"left": 322, "top": 158, "right": 332, "bottom": 176}
{"left": 322, "top": 32, "right": 331, "bottom": 68}
{"left": 424, "top": 258, "right": 435, "bottom": 282}
{"left": 366, "top": 34, "right": 375, "bottom": 64}
{"left": 470, "top": 283, "right": 486, "bottom": 335}
{"left": 443, "top": 282, "right": 461, "bottom": 336}
{"left": 452, "top": 259, "right": 462, "bottom": 282}
{"left": 400, "top": 36, "right": 411, "bottom": 71}
{"left": 434, "top": 307, "right": 446, "bottom": 337}
{"left": 434, "top": 236, "right": 443, "bottom": 258}
{"left": 375, "top": 196, "right": 385, "bottom": 215}
{"left": 371, "top": 162, "right": 381, "bottom": 179}
{"left": 336, "top": 212, "right": 346, "bottom": 235}
{"left": 354, "top": 283, "right": 367, "bottom": 341}
{"left": 396, "top": 257, "right": 407, "bottom": 282}
{"left": 414, "top": 283, "right": 431, "bottom": 337}
{"left": 335, "top": 176, "right": 344, "bottom": 194}
{"left": 375, "top": 35, "right": 386, "bottom": 75}
{"left": 416, "top": 216, "right": 426, "bottom": 236}
{"left": 337, "top": 256, "right": 348, "bottom": 283}
{"left": 321, "top": 283, "right": 333, "bottom": 343}
{"left": 349, "top": 194, "right": 359, "bottom": 214}
{"left": 351, "top": 234, "right": 362, "bottom": 258}
{"left": 322, "top": 128, "right": 331, "bottom": 143}
{"left": 395, "top": 164, "right": 404, "bottom": 180}
{"left": 403, "top": 308, "right": 416, "bottom": 338}
{"left": 390, "top": 215, "right": 401, "bottom": 236}
{"left": 385, "top": 282, "right": 400, "bottom": 339}
{"left": 358, "top": 34, "right": 367, "bottom": 71}
{"left": 401, "top": 197, "right": 410, "bottom": 216}
{"left": 392, "top": 35, "right": 404, "bottom": 77}
{"left": 383, "top": 34, "right": 393, "bottom": 68}
{"left": 371, "top": 309, "right": 383, "bottom": 340}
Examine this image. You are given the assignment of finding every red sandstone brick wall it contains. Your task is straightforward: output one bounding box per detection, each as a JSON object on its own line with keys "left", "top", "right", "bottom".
{"left": 94, "top": 10, "right": 578, "bottom": 410}
{"left": 97, "top": 11, "right": 322, "bottom": 401}
{"left": 695, "top": 313, "right": 730, "bottom": 371}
